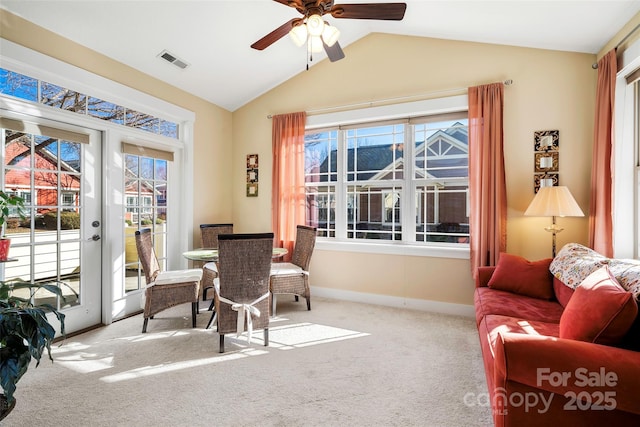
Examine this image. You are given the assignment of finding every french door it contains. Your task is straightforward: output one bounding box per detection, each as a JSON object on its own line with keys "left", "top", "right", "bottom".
{"left": 1, "top": 118, "right": 102, "bottom": 334}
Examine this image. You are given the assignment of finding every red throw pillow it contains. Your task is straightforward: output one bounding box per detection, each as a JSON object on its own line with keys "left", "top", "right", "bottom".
{"left": 560, "top": 266, "right": 638, "bottom": 345}
{"left": 487, "top": 253, "right": 554, "bottom": 300}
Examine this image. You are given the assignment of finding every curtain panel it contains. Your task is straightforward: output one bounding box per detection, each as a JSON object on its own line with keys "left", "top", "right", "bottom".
{"left": 468, "top": 83, "right": 507, "bottom": 279}
{"left": 589, "top": 49, "right": 617, "bottom": 257}
{"left": 272, "top": 112, "right": 307, "bottom": 260}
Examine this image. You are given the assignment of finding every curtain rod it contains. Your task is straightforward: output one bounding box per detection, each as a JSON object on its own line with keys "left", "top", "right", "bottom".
{"left": 266, "top": 79, "right": 513, "bottom": 119}
{"left": 592, "top": 22, "right": 640, "bottom": 69}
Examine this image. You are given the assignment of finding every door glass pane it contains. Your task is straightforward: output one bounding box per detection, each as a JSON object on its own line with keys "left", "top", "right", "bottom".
{"left": 140, "top": 157, "right": 154, "bottom": 179}
{"left": 123, "top": 152, "right": 169, "bottom": 293}
{"left": 60, "top": 141, "right": 81, "bottom": 172}
{"left": 3, "top": 129, "right": 83, "bottom": 309}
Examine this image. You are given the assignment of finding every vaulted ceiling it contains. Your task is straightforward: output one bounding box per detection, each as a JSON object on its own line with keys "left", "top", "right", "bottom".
{"left": 2, "top": 1, "right": 639, "bottom": 111}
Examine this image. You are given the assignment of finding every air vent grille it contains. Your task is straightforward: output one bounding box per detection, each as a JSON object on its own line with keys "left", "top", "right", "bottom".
{"left": 158, "top": 50, "right": 189, "bottom": 69}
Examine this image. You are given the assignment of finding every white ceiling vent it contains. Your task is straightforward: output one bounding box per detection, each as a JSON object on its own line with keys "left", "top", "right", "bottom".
{"left": 158, "top": 50, "right": 189, "bottom": 69}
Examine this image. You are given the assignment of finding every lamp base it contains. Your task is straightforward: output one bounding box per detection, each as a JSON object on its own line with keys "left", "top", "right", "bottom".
{"left": 543, "top": 216, "right": 563, "bottom": 257}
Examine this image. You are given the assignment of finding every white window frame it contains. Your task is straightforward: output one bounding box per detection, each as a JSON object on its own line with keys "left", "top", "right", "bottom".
{"left": 614, "top": 38, "right": 640, "bottom": 259}
{"left": 306, "top": 95, "right": 470, "bottom": 259}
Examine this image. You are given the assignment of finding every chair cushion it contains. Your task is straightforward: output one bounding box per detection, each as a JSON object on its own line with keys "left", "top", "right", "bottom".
{"left": 154, "top": 269, "right": 203, "bottom": 285}
{"left": 559, "top": 266, "right": 638, "bottom": 345}
{"left": 487, "top": 253, "right": 554, "bottom": 300}
{"left": 271, "top": 262, "right": 304, "bottom": 276}
{"left": 203, "top": 261, "right": 218, "bottom": 273}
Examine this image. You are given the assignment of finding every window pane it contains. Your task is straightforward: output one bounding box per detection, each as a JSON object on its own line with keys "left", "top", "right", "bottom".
{"left": 155, "top": 159, "right": 167, "bottom": 180}
{"left": 305, "top": 130, "right": 337, "bottom": 183}
{"left": 125, "top": 154, "right": 139, "bottom": 178}
{"left": 4, "top": 131, "right": 32, "bottom": 190}
{"left": 41, "top": 82, "right": 86, "bottom": 113}
{"left": 346, "top": 124, "right": 404, "bottom": 181}
{"left": 155, "top": 182, "right": 167, "bottom": 222}
{"left": 0, "top": 68, "right": 38, "bottom": 101}
{"left": 60, "top": 141, "right": 81, "bottom": 172}
{"left": 159, "top": 120, "right": 179, "bottom": 138}
{"left": 305, "top": 130, "right": 337, "bottom": 237}
{"left": 415, "top": 184, "right": 469, "bottom": 243}
{"left": 87, "top": 96, "right": 124, "bottom": 124}
{"left": 126, "top": 109, "right": 158, "bottom": 132}
{"left": 347, "top": 185, "right": 402, "bottom": 241}
{"left": 306, "top": 185, "right": 336, "bottom": 237}
{"left": 414, "top": 119, "right": 468, "bottom": 180}
{"left": 140, "top": 157, "right": 154, "bottom": 179}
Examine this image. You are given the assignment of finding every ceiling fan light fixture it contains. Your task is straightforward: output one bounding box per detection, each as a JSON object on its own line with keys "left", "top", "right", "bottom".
{"left": 322, "top": 23, "right": 340, "bottom": 47}
{"left": 306, "top": 14, "right": 324, "bottom": 37}
{"left": 289, "top": 24, "right": 308, "bottom": 47}
{"left": 309, "top": 35, "right": 324, "bottom": 53}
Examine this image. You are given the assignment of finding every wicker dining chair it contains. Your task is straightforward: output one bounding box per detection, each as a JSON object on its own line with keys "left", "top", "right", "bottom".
{"left": 200, "top": 223, "right": 233, "bottom": 306}
{"left": 135, "top": 228, "right": 202, "bottom": 333}
{"left": 270, "top": 225, "right": 317, "bottom": 316}
{"left": 212, "top": 232, "right": 273, "bottom": 353}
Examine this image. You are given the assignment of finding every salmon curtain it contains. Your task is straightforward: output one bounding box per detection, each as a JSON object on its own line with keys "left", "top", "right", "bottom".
{"left": 272, "top": 112, "right": 307, "bottom": 261}
{"left": 468, "top": 83, "right": 507, "bottom": 279}
{"left": 589, "top": 49, "right": 617, "bottom": 257}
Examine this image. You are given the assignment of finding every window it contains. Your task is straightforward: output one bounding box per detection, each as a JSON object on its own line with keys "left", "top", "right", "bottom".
{"left": 613, "top": 45, "right": 640, "bottom": 259}
{"left": 0, "top": 68, "right": 179, "bottom": 139}
{"left": 61, "top": 192, "right": 76, "bottom": 210}
{"left": 124, "top": 152, "right": 169, "bottom": 293}
{"left": 305, "top": 110, "right": 469, "bottom": 245}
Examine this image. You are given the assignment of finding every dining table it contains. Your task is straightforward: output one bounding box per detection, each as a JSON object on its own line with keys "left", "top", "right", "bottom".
{"left": 182, "top": 247, "right": 288, "bottom": 263}
{"left": 183, "top": 246, "right": 288, "bottom": 318}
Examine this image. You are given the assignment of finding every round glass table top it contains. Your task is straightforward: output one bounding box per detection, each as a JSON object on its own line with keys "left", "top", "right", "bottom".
{"left": 183, "top": 247, "right": 288, "bottom": 262}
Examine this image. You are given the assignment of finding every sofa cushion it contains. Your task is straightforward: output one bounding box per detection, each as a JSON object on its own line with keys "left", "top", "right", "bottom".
{"left": 474, "top": 287, "right": 564, "bottom": 326}
{"left": 560, "top": 266, "right": 638, "bottom": 345}
{"left": 487, "top": 253, "right": 554, "bottom": 300}
{"left": 485, "top": 314, "right": 559, "bottom": 357}
{"left": 553, "top": 276, "right": 574, "bottom": 308}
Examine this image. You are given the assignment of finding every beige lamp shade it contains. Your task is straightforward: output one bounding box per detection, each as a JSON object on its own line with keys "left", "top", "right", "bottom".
{"left": 524, "top": 186, "right": 584, "bottom": 217}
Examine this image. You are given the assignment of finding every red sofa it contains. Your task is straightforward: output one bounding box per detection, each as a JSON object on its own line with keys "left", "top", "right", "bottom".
{"left": 474, "top": 243, "right": 640, "bottom": 426}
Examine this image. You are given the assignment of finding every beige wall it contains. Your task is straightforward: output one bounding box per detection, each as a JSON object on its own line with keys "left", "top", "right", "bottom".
{"left": 233, "top": 33, "right": 597, "bottom": 306}
{"left": 0, "top": 10, "right": 233, "bottom": 246}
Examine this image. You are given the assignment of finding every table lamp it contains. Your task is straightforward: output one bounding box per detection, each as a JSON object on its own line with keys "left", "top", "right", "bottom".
{"left": 524, "top": 186, "right": 584, "bottom": 257}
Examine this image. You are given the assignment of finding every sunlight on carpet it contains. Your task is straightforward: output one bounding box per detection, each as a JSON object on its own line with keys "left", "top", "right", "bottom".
{"left": 267, "top": 322, "right": 370, "bottom": 349}
{"left": 50, "top": 319, "right": 369, "bottom": 382}
{"left": 100, "top": 348, "right": 269, "bottom": 383}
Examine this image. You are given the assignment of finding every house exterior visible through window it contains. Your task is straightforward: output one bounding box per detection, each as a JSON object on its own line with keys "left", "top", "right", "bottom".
{"left": 123, "top": 152, "right": 169, "bottom": 293}
{"left": 305, "top": 111, "right": 469, "bottom": 245}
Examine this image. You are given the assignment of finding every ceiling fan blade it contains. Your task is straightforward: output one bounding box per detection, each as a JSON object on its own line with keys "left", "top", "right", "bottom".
{"left": 273, "top": 0, "right": 303, "bottom": 9}
{"left": 251, "top": 18, "right": 302, "bottom": 50}
{"left": 324, "top": 41, "right": 345, "bottom": 62}
{"left": 330, "top": 3, "right": 407, "bottom": 20}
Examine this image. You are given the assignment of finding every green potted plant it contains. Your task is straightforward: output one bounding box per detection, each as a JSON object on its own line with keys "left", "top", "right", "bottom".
{"left": 0, "top": 191, "right": 26, "bottom": 261}
{"left": 0, "top": 279, "right": 66, "bottom": 420}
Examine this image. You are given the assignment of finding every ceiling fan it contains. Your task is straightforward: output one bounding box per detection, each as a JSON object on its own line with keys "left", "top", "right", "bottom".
{"left": 251, "top": 0, "right": 407, "bottom": 63}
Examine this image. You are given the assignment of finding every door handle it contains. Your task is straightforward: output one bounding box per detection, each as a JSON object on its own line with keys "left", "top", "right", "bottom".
{"left": 88, "top": 234, "right": 101, "bottom": 241}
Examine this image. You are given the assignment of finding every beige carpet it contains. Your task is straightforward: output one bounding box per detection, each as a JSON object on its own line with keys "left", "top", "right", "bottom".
{"left": 6, "top": 296, "right": 492, "bottom": 426}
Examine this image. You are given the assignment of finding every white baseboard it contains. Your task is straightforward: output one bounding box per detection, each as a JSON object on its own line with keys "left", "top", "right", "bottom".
{"left": 310, "top": 286, "right": 475, "bottom": 318}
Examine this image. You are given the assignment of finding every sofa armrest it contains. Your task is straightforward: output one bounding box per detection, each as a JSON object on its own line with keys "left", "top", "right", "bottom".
{"left": 476, "top": 266, "right": 495, "bottom": 288}
{"left": 494, "top": 332, "right": 640, "bottom": 415}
